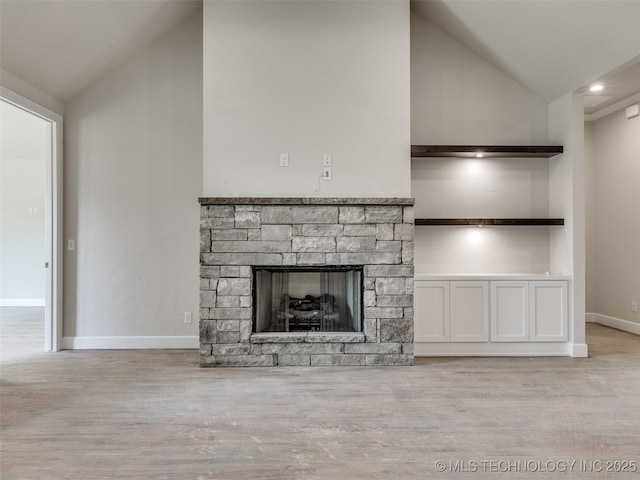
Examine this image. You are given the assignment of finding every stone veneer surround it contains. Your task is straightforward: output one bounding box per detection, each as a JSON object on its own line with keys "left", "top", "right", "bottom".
{"left": 199, "top": 198, "right": 414, "bottom": 367}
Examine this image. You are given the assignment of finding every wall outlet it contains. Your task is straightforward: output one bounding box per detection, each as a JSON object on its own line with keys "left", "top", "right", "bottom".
{"left": 279, "top": 153, "right": 289, "bottom": 167}
{"left": 323, "top": 153, "right": 332, "bottom": 166}
{"left": 323, "top": 167, "right": 332, "bottom": 181}
{"left": 632, "top": 301, "right": 638, "bottom": 313}
{"left": 184, "top": 312, "right": 193, "bottom": 324}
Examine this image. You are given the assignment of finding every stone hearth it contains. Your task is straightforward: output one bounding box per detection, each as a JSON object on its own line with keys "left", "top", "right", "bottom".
{"left": 199, "top": 198, "right": 414, "bottom": 366}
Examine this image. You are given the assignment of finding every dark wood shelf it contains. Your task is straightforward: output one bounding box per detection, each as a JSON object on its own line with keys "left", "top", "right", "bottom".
{"left": 415, "top": 218, "right": 565, "bottom": 226}
{"left": 411, "top": 145, "right": 563, "bottom": 158}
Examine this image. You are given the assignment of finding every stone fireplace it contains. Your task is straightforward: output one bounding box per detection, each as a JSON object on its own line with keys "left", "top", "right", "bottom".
{"left": 199, "top": 198, "right": 414, "bottom": 366}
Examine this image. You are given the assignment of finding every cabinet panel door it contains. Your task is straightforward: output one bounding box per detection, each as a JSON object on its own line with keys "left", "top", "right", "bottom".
{"left": 450, "top": 281, "right": 489, "bottom": 342}
{"left": 529, "top": 281, "right": 568, "bottom": 342}
{"left": 491, "top": 281, "right": 529, "bottom": 342}
{"left": 414, "top": 281, "right": 449, "bottom": 342}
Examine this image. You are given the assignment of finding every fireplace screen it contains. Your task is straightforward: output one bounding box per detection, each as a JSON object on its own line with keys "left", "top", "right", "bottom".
{"left": 253, "top": 267, "right": 363, "bottom": 333}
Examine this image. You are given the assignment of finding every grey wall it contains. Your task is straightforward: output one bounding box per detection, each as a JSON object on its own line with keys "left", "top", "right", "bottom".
{"left": 202, "top": 0, "right": 411, "bottom": 198}
{"left": 411, "top": 11, "right": 552, "bottom": 274}
{"left": 410, "top": 12, "right": 548, "bottom": 145}
{"left": 587, "top": 106, "right": 640, "bottom": 324}
{"left": 0, "top": 101, "right": 48, "bottom": 303}
{"left": 63, "top": 11, "right": 202, "bottom": 338}
{"left": 584, "top": 121, "right": 595, "bottom": 313}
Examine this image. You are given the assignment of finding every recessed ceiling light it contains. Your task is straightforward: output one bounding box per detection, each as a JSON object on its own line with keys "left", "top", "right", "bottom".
{"left": 476, "top": 153, "right": 484, "bottom": 158}
{"left": 590, "top": 84, "right": 604, "bottom": 92}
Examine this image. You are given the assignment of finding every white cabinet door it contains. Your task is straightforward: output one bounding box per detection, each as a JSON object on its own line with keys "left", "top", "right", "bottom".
{"left": 450, "top": 281, "right": 489, "bottom": 342}
{"left": 530, "top": 281, "right": 568, "bottom": 342}
{"left": 491, "top": 281, "right": 529, "bottom": 342}
{"left": 414, "top": 281, "right": 449, "bottom": 342}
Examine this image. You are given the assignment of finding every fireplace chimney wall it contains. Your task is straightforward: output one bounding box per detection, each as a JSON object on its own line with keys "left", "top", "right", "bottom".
{"left": 199, "top": 198, "right": 414, "bottom": 367}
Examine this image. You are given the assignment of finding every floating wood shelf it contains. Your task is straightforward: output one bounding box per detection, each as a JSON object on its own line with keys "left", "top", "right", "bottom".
{"left": 415, "top": 218, "right": 565, "bottom": 226}
{"left": 411, "top": 145, "right": 563, "bottom": 158}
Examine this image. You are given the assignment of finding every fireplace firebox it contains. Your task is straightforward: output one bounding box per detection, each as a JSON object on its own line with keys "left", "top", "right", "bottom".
{"left": 254, "top": 266, "right": 363, "bottom": 333}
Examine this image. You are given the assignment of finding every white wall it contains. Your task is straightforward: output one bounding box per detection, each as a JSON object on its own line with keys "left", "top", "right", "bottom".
{"left": 410, "top": 12, "right": 548, "bottom": 145}
{"left": 588, "top": 105, "right": 640, "bottom": 325}
{"left": 548, "top": 92, "right": 586, "bottom": 353}
{"left": 413, "top": 157, "right": 551, "bottom": 274}
{"left": 584, "top": 121, "right": 595, "bottom": 313}
{"left": 203, "top": 0, "right": 411, "bottom": 198}
{"left": 63, "top": 11, "right": 202, "bottom": 342}
{"left": 411, "top": 11, "right": 552, "bottom": 274}
{"left": 0, "top": 101, "right": 48, "bottom": 303}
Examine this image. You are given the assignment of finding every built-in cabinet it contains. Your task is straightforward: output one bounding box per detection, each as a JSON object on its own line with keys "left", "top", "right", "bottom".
{"left": 490, "top": 281, "right": 529, "bottom": 342}
{"left": 528, "top": 281, "right": 568, "bottom": 342}
{"left": 414, "top": 281, "right": 449, "bottom": 342}
{"left": 415, "top": 281, "right": 489, "bottom": 342}
{"left": 411, "top": 145, "right": 573, "bottom": 355}
{"left": 414, "top": 277, "right": 568, "bottom": 354}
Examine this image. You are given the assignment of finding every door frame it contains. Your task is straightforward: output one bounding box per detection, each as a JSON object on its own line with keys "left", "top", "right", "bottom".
{"left": 1, "top": 87, "right": 63, "bottom": 351}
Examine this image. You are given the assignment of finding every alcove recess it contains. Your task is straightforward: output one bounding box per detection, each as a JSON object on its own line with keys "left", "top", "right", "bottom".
{"left": 410, "top": 144, "right": 566, "bottom": 277}
{"left": 411, "top": 145, "right": 564, "bottom": 227}
{"left": 411, "top": 145, "right": 570, "bottom": 355}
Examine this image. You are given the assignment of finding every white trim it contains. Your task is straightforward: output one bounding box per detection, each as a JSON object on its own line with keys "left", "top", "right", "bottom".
{"left": 585, "top": 312, "right": 597, "bottom": 323}
{"left": 1, "top": 87, "right": 63, "bottom": 352}
{"left": 587, "top": 313, "right": 640, "bottom": 336}
{"left": 62, "top": 336, "right": 199, "bottom": 350}
{"left": 0, "top": 67, "right": 64, "bottom": 115}
{"left": 414, "top": 341, "right": 571, "bottom": 356}
{"left": 415, "top": 273, "right": 571, "bottom": 281}
{"left": 0, "top": 299, "right": 46, "bottom": 307}
{"left": 571, "top": 343, "right": 588, "bottom": 358}
{"left": 585, "top": 92, "right": 640, "bottom": 121}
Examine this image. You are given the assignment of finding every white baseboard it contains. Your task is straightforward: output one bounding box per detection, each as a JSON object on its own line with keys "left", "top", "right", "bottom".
{"left": 587, "top": 312, "right": 640, "bottom": 335}
{"left": 0, "top": 298, "right": 45, "bottom": 307}
{"left": 62, "top": 336, "right": 199, "bottom": 350}
{"left": 414, "top": 342, "right": 571, "bottom": 357}
{"left": 571, "top": 343, "right": 588, "bottom": 358}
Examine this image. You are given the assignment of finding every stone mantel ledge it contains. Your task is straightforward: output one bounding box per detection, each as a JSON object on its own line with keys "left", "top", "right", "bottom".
{"left": 251, "top": 332, "right": 366, "bottom": 344}
{"left": 199, "top": 197, "right": 415, "bottom": 206}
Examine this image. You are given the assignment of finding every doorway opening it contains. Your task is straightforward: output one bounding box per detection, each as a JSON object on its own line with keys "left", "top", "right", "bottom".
{"left": 0, "top": 89, "right": 63, "bottom": 351}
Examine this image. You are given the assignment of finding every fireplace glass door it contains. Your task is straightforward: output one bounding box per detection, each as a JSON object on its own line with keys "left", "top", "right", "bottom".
{"left": 254, "top": 267, "right": 362, "bottom": 333}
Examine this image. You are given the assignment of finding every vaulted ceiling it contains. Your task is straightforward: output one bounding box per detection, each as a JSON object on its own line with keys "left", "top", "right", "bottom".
{"left": 412, "top": 0, "right": 640, "bottom": 110}
{"left": 0, "top": 0, "right": 201, "bottom": 103}
{"left": 1, "top": 0, "right": 639, "bottom": 111}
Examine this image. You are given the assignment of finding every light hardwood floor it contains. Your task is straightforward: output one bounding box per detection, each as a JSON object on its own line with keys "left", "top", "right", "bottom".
{"left": 1, "top": 307, "right": 639, "bottom": 479}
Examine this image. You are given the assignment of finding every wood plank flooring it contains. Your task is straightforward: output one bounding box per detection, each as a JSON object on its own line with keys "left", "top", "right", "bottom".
{"left": 1, "top": 307, "right": 639, "bottom": 479}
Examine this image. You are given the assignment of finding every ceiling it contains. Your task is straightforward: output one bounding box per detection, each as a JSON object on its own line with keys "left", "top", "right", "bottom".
{"left": 581, "top": 58, "right": 640, "bottom": 116}
{"left": 1, "top": 0, "right": 638, "bottom": 112}
{"left": 0, "top": 0, "right": 201, "bottom": 103}
{"left": 412, "top": 0, "right": 640, "bottom": 111}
